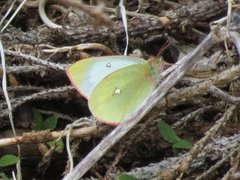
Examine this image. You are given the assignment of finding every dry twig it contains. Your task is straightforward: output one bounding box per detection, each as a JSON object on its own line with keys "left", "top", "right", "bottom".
{"left": 0, "top": 125, "right": 96, "bottom": 148}
{"left": 159, "top": 106, "right": 236, "bottom": 179}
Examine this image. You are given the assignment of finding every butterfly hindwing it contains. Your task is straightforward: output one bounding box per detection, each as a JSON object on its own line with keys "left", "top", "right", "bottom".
{"left": 89, "top": 63, "right": 156, "bottom": 125}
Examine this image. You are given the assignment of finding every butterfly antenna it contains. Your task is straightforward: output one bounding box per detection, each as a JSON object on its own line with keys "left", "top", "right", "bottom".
{"left": 156, "top": 40, "right": 172, "bottom": 58}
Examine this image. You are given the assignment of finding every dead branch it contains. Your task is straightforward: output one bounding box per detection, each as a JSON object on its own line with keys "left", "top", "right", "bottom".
{"left": 157, "top": 61, "right": 240, "bottom": 110}
{"left": 158, "top": 106, "right": 236, "bottom": 179}
{"left": 0, "top": 86, "right": 74, "bottom": 121}
{"left": 125, "top": 133, "right": 240, "bottom": 179}
{"left": 209, "top": 86, "right": 240, "bottom": 106}
{"left": 0, "top": 126, "right": 96, "bottom": 148}
{"left": 4, "top": 49, "right": 66, "bottom": 70}
{"left": 1, "top": 0, "right": 225, "bottom": 48}
{"left": 196, "top": 148, "right": 239, "bottom": 180}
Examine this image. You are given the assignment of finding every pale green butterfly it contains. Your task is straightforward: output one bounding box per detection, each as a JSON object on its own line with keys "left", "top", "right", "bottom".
{"left": 66, "top": 56, "right": 164, "bottom": 125}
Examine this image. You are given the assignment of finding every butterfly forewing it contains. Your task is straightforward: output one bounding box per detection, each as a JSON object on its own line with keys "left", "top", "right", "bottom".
{"left": 66, "top": 56, "right": 146, "bottom": 98}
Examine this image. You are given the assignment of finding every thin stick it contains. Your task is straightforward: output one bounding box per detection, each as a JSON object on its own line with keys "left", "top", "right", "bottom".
{"left": 209, "top": 86, "right": 240, "bottom": 106}
{"left": 0, "top": 0, "right": 27, "bottom": 32}
{"left": 0, "top": 86, "right": 74, "bottom": 119}
{"left": 119, "top": 0, "right": 129, "bottom": 55}
{"left": 4, "top": 50, "right": 66, "bottom": 71}
{"left": 0, "top": 0, "right": 16, "bottom": 27}
{"left": 39, "top": 0, "right": 62, "bottom": 29}
{"left": 0, "top": 126, "right": 96, "bottom": 148}
{"left": 0, "top": 40, "right": 22, "bottom": 179}
{"left": 229, "top": 31, "right": 240, "bottom": 54}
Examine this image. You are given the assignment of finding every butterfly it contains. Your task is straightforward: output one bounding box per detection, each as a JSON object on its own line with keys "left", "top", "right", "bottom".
{"left": 66, "top": 56, "right": 166, "bottom": 125}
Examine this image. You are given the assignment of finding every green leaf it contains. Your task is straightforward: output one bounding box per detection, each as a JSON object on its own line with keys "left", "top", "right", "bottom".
{"left": 42, "top": 115, "right": 58, "bottom": 130}
{"left": 158, "top": 121, "right": 179, "bottom": 143}
{"left": 32, "top": 108, "right": 43, "bottom": 131}
{"left": 32, "top": 109, "right": 58, "bottom": 131}
{"left": 47, "top": 140, "right": 64, "bottom": 153}
{"left": 173, "top": 139, "right": 192, "bottom": 149}
{"left": 117, "top": 174, "right": 138, "bottom": 180}
{"left": 0, "top": 155, "right": 19, "bottom": 167}
{"left": 0, "top": 173, "right": 9, "bottom": 180}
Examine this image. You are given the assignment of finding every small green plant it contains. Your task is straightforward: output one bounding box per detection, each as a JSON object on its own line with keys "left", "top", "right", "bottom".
{"left": 32, "top": 108, "right": 64, "bottom": 153}
{"left": 117, "top": 174, "right": 138, "bottom": 180}
{"left": 47, "top": 139, "right": 64, "bottom": 153}
{"left": 158, "top": 121, "right": 192, "bottom": 150}
{"left": 0, "top": 154, "right": 19, "bottom": 180}
{"left": 33, "top": 108, "right": 58, "bottom": 131}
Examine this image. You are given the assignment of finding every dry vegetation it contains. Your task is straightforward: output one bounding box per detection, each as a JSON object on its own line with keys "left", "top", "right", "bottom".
{"left": 0, "top": 0, "right": 240, "bottom": 179}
